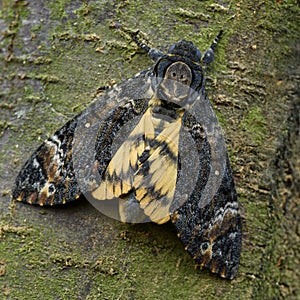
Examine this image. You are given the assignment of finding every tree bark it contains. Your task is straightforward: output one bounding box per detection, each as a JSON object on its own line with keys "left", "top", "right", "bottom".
{"left": 0, "top": 0, "right": 299, "bottom": 299}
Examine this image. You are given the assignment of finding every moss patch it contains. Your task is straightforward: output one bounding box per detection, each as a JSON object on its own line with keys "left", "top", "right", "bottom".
{"left": 240, "top": 106, "right": 266, "bottom": 146}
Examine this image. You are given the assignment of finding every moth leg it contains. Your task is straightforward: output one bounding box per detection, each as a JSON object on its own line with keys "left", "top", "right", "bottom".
{"left": 202, "top": 30, "right": 223, "bottom": 66}
{"left": 131, "top": 33, "right": 164, "bottom": 62}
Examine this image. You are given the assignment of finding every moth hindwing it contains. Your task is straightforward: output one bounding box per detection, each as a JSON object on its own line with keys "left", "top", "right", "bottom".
{"left": 13, "top": 30, "right": 242, "bottom": 279}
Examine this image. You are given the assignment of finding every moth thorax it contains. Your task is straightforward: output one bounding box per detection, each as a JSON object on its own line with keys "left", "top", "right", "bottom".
{"left": 159, "top": 61, "right": 193, "bottom": 103}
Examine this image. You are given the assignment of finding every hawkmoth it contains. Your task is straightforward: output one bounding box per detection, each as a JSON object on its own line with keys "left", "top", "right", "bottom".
{"left": 13, "top": 31, "right": 242, "bottom": 279}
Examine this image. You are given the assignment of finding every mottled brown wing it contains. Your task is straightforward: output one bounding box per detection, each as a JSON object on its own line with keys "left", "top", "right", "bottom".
{"left": 12, "top": 73, "right": 152, "bottom": 206}
{"left": 12, "top": 118, "right": 80, "bottom": 206}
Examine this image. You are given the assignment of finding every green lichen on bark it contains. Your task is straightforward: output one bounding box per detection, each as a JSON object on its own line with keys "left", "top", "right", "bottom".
{"left": 0, "top": 0, "right": 299, "bottom": 299}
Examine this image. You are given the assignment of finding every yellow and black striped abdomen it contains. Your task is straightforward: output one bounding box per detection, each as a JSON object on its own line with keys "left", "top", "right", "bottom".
{"left": 92, "top": 105, "right": 182, "bottom": 224}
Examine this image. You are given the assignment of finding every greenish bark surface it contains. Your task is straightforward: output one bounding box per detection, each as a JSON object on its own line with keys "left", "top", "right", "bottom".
{"left": 0, "top": 0, "right": 299, "bottom": 299}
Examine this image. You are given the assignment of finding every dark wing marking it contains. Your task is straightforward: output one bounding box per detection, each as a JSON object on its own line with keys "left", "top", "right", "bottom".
{"left": 12, "top": 118, "right": 80, "bottom": 206}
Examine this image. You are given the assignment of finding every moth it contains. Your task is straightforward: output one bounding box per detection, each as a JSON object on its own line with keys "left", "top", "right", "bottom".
{"left": 13, "top": 31, "right": 242, "bottom": 279}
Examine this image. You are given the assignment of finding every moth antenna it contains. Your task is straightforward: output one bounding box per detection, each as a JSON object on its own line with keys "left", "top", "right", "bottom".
{"left": 210, "top": 30, "right": 223, "bottom": 52}
{"left": 202, "top": 30, "right": 223, "bottom": 67}
{"left": 131, "top": 33, "right": 164, "bottom": 62}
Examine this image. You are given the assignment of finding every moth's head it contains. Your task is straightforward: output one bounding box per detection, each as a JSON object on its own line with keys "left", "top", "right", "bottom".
{"left": 152, "top": 40, "right": 204, "bottom": 106}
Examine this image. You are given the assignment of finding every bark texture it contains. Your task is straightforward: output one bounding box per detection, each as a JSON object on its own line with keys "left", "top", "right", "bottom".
{"left": 0, "top": 1, "right": 299, "bottom": 299}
